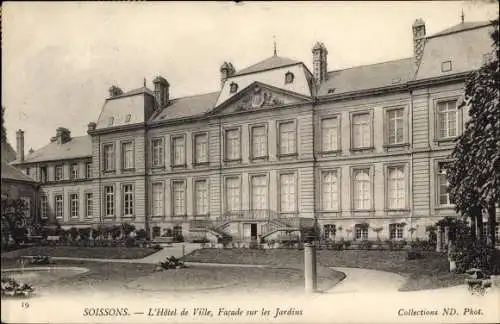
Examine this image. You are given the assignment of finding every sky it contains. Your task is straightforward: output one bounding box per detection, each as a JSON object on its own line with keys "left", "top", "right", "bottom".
{"left": 2, "top": 1, "right": 498, "bottom": 152}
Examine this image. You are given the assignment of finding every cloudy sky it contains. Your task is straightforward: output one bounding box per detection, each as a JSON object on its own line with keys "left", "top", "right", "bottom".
{"left": 2, "top": 1, "right": 498, "bottom": 152}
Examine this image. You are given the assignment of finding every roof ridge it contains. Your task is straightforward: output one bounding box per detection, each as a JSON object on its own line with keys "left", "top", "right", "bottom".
{"left": 170, "top": 91, "right": 220, "bottom": 101}
{"left": 327, "top": 57, "right": 413, "bottom": 73}
{"left": 427, "top": 20, "right": 492, "bottom": 39}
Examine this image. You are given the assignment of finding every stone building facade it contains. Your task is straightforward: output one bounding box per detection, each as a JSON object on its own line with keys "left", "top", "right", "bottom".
{"left": 11, "top": 19, "right": 499, "bottom": 243}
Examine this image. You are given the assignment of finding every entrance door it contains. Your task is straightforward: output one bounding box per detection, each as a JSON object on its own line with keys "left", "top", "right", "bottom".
{"left": 250, "top": 223, "right": 258, "bottom": 241}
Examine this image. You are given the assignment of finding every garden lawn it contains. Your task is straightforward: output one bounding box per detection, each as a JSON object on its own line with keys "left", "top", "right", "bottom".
{"left": 0, "top": 246, "right": 158, "bottom": 260}
{"left": 184, "top": 248, "right": 467, "bottom": 291}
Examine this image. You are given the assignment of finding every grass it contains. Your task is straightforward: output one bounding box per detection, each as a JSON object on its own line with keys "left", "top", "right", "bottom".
{"left": 0, "top": 246, "right": 158, "bottom": 260}
{"left": 184, "top": 248, "right": 467, "bottom": 291}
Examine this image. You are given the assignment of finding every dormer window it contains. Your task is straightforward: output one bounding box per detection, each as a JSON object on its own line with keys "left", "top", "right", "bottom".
{"left": 108, "top": 117, "right": 114, "bottom": 126}
{"left": 229, "top": 82, "right": 238, "bottom": 94}
{"left": 441, "top": 60, "right": 452, "bottom": 72}
{"left": 125, "top": 114, "right": 131, "bottom": 123}
{"left": 285, "top": 72, "right": 294, "bottom": 84}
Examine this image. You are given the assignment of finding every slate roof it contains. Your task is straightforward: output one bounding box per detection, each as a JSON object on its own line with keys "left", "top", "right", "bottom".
{"left": 1, "top": 162, "right": 35, "bottom": 183}
{"left": 11, "top": 135, "right": 92, "bottom": 164}
{"left": 234, "top": 55, "right": 301, "bottom": 76}
{"left": 317, "top": 58, "right": 415, "bottom": 97}
{"left": 415, "top": 21, "right": 493, "bottom": 80}
{"left": 149, "top": 92, "right": 220, "bottom": 122}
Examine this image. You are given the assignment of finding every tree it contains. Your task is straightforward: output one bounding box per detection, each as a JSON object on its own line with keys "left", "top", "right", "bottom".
{"left": 448, "top": 18, "right": 499, "bottom": 246}
{"left": 1, "top": 198, "right": 29, "bottom": 245}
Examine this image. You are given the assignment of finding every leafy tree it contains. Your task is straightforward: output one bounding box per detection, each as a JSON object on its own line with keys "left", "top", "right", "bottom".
{"left": 448, "top": 18, "right": 499, "bottom": 246}
{"left": 1, "top": 198, "right": 29, "bottom": 245}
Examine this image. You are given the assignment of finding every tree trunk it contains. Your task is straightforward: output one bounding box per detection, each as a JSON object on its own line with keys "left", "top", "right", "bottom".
{"left": 477, "top": 212, "right": 485, "bottom": 244}
{"left": 487, "top": 204, "right": 496, "bottom": 247}
{"left": 470, "top": 212, "right": 477, "bottom": 241}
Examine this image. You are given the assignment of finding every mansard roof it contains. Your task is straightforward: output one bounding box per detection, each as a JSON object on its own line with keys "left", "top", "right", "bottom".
{"left": 234, "top": 55, "right": 301, "bottom": 76}
{"left": 149, "top": 91, "right": 220, "bottom": 123}
{"left": 1, "top": 162, "right": 35, "bottom": 183}
{"left": 317, "top": 57, "right": 415, "bottom": 97}
{"left": 415, "top": 21, "right": 494, "bottom": 80}
{"left": 12, "top": 135, "right": 92, "bottom": 165}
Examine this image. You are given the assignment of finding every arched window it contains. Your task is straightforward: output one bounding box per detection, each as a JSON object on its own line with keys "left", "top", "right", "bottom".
{"left": 285, "top": 71, "right": 294, "bottom": 84}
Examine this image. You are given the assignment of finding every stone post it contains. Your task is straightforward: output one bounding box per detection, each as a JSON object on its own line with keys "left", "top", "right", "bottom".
{"left": 304, "top": 243, "right": 317, "bottom": 293}
{"left": 436, "top": 227, "right": 442, "bottom": 252}
{"left": 444, "top": 226, "right": 449, "bottom": 251}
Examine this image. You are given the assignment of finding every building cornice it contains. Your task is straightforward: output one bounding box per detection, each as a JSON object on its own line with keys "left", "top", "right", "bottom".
{"left": 87, "top": 122, "right": 146, "bottom": 135}
{"left": 407, "top": 72, "right": 471, "bottom": 89}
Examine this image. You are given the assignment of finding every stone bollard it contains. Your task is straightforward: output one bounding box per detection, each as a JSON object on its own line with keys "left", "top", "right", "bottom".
{"left": 304, "top": 243, "right": 317, "bottom": 293}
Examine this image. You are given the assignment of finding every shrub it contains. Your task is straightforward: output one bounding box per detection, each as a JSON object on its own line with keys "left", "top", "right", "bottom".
{"left": 451, "top": 242, "right": 500, "bottom": 275}
{"left": 174, "top": 233, "right": 184, "bottom": 243}
{"left": 122, "top": 223, "right": 136, "bottom": 237}
{"left": 78, "top": 228, "right": 91, "bottom": 241}
{"left": 159, "top": 256, "right": 186, "bottom": 270}
{"left": 1, "top": 277, "right": 34, "bottom": 298}
{"left": 69, "top": 227, "right": 79, "bottom": 241}
{"left": 153, "top": 244, "right": 162, "bottom": 250}
{"left": 406, "top": 250, "right": 423, "bottom": 260}
{"left": 125, "top": 237, "right": 136, "bottom": 248}
{"left": 109, "top": 225, "right": 122, "bottom": 240}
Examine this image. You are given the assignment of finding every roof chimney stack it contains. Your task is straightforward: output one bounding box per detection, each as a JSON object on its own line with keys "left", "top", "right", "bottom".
{"left": 312, "top": 42, "right": 328, "bottom": 84}
{"left": 16, "top": 129, "right": 24, "bottom": 162}
{"left": 412, "top": 18, "right": 426, "bottom": 67}
{"left": 220, "top": 62, "right": 236, "bottom": 89}
{"left": 87, "top": 122, "right": 97, "bottom": 133}
{"left": 152, "top": 76, "right": 170, "bottom": 108}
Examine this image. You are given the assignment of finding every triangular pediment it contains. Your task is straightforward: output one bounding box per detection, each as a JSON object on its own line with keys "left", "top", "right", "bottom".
{"left": 211, "top": 82, "right": 311, "bottom": 115}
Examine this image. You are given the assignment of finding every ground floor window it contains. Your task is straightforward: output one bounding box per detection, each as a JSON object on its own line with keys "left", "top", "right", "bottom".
{"left": 389, "top": 223, "right": 404, "bottom": 240}
{"left": 323, "top": 224, "right": 336, "bottom": 240}
{"left": 173, "top": 225, "right": 183, "bottom": 240}
{"left": 354, "top": 224, "right": 368, "bottom": 240}
{"left": 152, "top": 226, "right": 161, "bottom": 238}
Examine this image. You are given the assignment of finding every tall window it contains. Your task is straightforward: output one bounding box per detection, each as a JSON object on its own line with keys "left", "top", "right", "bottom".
{"left": 70, "top": 163, "right": 79, "bottom": 180}
{"left": 172, "top": 181, "right": 186, "bottom": 216}
{"left": 251, "top": 125, "right": 267, "bottom": 158}
{"left": 122, "top": 184, "right": 134, "bottom": 216}
{"left": 352, "top": 113, "right": 371, "bottom": 149}
{"left": 251, "top": 175, "right": 268, "bottom": 210}
{"left": 278, "top": 121, "right": 296, "bottom": 155}
{"left": 438, "top": 162, "right": 454, "bottom": 205}
{"left": 387, "top": 166, "right": 406, "bottom": 209}
{"left": 40, "top": 166, "right": 47, "bottom": 183}
{"left": 85, "top": 193, "right": 93, "bottom": 218}
{"left": 321, "top": 117, "right": 339, "bottom": 152}
{"left": 355, "top": 224, "right": 368, "bottom": 240}
{"left": 225, "top": 177, "right": 240, "bottom": 212}
{"left": 104, "top": 186, "right": 114, "bottom": 217}
{"left": 322, "top": 170, "right": 339, "bottom": 211}
{"left": 172, "top": 136, "right": 185, "bottom": 166}
{"left": 194, "top": 134, "right": 208, "bottom": 164}
{"left": 194, "top": 180, "right": 209, "bottom": 215}
{"left": 86, "top": 162, "right": 92, "bottom": 178}
{"left": 20, "top": 197, "right": 31, "bottom": 218}
{"left": 353, "top": 169, "right": 371, "bottom": 210}
{"left": 387, "top": 109, "right": 404, "bottom": 144}
{"left": 225, "top": 129, "right": 240, "bottom": 161}
{"left": 103, "top": 144, "right": 115, "bottom": 171}
{"left": 152, "top": 138, "right": 164, "bottom": 167}
{"left": 323, "top": 224, "right": 336, "bottom": 240}
{"left": 121, "top": 141, "right": 134, "bottom": 170}
{"left": 70, "top": 194, "right": 79, "bottom": 218}
{"left": 55, "top": 165, "right": 63, "bottom": 181}
{"left": 280, "top": 173, "right": 296, "bottom": 212}
{"left": 152, "top": 183, "right": 164, "bottom": 217}
{"left": 389, "top": 223, "right": 404, "bottom": 240}
{"left": 437, "top": 100, "right": 458, "bottom": 139}
{"left": 55, "top": 195, "right": 63, "bottom": 219}
{"left": 40, "top": 195, "right": 48, "bottom": 219}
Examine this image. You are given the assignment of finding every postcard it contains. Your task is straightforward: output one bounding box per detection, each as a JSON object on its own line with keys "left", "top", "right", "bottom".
{"left": 1, "top": 1, "right": 499, "bottom": 323}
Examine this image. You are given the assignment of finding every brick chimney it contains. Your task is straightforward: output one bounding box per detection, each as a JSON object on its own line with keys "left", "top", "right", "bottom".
{"left": 108, "top": 85, "right": 123, "bottom": 98}
{"left": 413, "top": 18, "right": 426, "bottom": 67}
{"left": 153, "top": 76, "right": 169, "bottom": 108}
{"left": 312, "top": 42, "right": 328, "bottom": 84}
{"left": 16, "top": 129, "right": 24, "bottom": 162}
{"left": 87, "top": 122, "right": 96, "bottom": 133}
{"left": 220, "top": 62, "right": 236, "bottom": 88}
{"left": 55, "top": 127, "right": 71, "bottom": 144}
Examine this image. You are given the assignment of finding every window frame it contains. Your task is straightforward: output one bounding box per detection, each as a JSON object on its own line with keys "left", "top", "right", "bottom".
{"left": 85, "top": 192, "right": 93, "bottom": 219}
{"left": 434, "top": 97, "right": 461, "bottom": 142}
{"left": 85, "top": 162, "right": 92, "bottom": 179}
{"left": 224, "top": 175, "right": 242, "bottom": 213}
{"left": 320, "top": 168, "right": 341, "bottom": 212}
{"left": 121, "top": 183, "right": 134, "bottom": 217}
{"left": 320, "top": 115, "right": 341, "bottom": 154}
{"left": 277, "top": 119, "right": 298, "bottom": 158}
{"left": 193, "top": 178, "right": 210, "bottom": 217}
{"left": 103, "top": 185, "right": 115, "bottom": 218}
{"left": 55, "top": 165, "right": 64, "bottom": 181}
{"left": 70, "top": 163, "right": 79, "bottom": 180}
{"left": 354, "top": 224, "right": 369, "bottom": 241}
{"left": 351, "top": 166, "right": 374, "bottom": 211}
{"left": 40, "top": 194, "right": 48, "bottom": 219}
{"left": 389, "top": 223, "right": 404, "bottom": 240}
{"left": 151, "top": 181, "right": 165, "bottom": 217}
{"left": 249, "top": 123, "right": 269, "bottom": 160}
{"left": 383, "top": 106, "right": 407, "bottom": 147}
{"left": 249, "top": 173, "right": 269, "bottom": 211}
{"left": 171, "top": 179, "right": 187, "bottom": 217}
{"left": 223, "top": 126, "right": 242, "bottom": 162}
{"left": 278, "top": 171, "right": 298, "bottom": 214}
{"left": 192, "top": 132, "right": 209, "bottom": 165}
{"left": 384, "top": 163, "right": 409, "bottom": 211}
{"left": 54, "top": 194, "right": 64, "bottom": 220}
{"left": 102, "top": 143, "right": 115, "bottom": 172}
{"left": 121, "top": 140, "right": 135, "bottom": 171}
{"left": 171, "top": 134, "right": 187, "bottom": 167}
{"left": 151, "top": 137, "right": 165, "bottom": 168}
{"left": 436, "top": 160, "right": 455, "bottom": 208}
{"left": 69, "top": 193, "right": 79, "bottom": 219}
{"left": 350, "top": 110, "right": 374, "bottom": 151}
